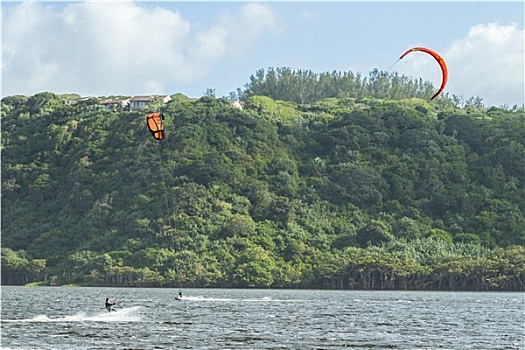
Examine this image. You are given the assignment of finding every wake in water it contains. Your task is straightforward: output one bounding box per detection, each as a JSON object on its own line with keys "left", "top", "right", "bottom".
{"left": 2, "top": 306, "right": 142, "bottom": 323}
{"left": 181, "top": 295, "right": 303, "bottom": 302}
{"left": 181, "top": 295, "right": 235, "bottom": 302}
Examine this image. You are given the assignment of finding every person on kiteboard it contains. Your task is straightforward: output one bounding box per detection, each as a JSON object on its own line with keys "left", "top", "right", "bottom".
{"left": 105, "top": 297, "right": 117, "bottom": 312}
{"left": 178, "top": 290, "right": 183, "bottom": 298}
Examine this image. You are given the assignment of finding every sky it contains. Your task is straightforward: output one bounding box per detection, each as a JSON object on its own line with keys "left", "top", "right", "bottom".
{"left": 2, "top": 1, "right": 524, "bottom": 107}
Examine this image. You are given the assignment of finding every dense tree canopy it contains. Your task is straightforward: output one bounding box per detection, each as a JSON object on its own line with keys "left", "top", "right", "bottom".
{"left": 2, "top": 75, "right": 524, "bottom": 290}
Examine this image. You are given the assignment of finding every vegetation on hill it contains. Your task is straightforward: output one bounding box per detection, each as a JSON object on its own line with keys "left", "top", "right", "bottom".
{"left": 2, "top": 69, "right": 524, "bottom": 290}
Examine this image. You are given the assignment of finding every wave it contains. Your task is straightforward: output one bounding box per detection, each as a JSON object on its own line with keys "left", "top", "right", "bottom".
{"left": 2, "top": 306, "right": 142, "bottom": 323}
{"left": 181, "top": 296, "right": 235, "bottom": 302}
{"left": 180, "top": 296, "right": 304, "bottom": 302}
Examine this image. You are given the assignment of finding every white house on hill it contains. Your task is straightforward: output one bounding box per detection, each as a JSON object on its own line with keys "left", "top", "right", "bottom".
{"left": 100, "top": 98, "right": 130, "bottom": 110}
{"left": 128, "top": 95, "right": 171, "bottom": 110}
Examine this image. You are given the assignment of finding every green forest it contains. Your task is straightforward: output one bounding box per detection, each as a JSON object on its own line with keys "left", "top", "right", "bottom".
{"left": 2, "top": 68, "right": 524, "bottom": 290}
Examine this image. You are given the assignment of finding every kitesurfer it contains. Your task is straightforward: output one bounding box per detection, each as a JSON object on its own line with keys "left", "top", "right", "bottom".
{"left": 178, "top": 290, "right": 183, "bottom": 298}
{"left": 105, "top": 297, "right": 117, "bottom": 312}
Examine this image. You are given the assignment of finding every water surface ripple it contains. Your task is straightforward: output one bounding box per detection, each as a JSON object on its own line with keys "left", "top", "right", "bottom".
{"left": 1, "top": 287, "right": 523, "bottom": 349}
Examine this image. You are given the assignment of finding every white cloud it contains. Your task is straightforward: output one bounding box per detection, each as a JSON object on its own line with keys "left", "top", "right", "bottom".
{"left": 1, "top": 2, "right": 277, "bottom": 97}
{"left": 395, "top": 22, "right": 524, "bottom": 107}
{"left": 446, "top": 22, "right": 524, "bottom": 107}
{"left": 215, "top": 3, "right": 278, "bottom": 59}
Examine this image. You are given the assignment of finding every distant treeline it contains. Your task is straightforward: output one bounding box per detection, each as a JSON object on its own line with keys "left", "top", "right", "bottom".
{"left": 240, "top": 67, "right": 495, "bottom": 108}
{"left": 1, "top": 71, "right": 524, "bottom": 290}
{"left": 241, "top": 67, "right": 435, "bottom": 104}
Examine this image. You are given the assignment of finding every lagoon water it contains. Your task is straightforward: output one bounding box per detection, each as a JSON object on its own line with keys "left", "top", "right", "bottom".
{"left": 1, "top": 286, "right": 523, "bottom": 350}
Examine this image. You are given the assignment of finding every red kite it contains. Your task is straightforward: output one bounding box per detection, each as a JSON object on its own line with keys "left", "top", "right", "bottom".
{"left": 400, "top": 47, "right": 448, "bottom": 100}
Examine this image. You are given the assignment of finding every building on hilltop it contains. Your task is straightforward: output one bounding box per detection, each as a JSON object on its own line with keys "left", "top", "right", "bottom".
{"left": 64, "top": 95, "right": 172, "bottom": 111}
{"left": 228, "top": 100, "right": 244, "bottom": 109}
{"left": 128, "top": 95, "right": 171, "bottom": 110}
{"left": 63, "top": 96, "right": 97, "bottom": 105}
{"left": 65, "top": 94, "right": 242, "bottom": 111}
{"left": 100, "top": 98, "right": 130, "bottom": 110}
{"left": 186, "top": 97, "right": 244, "bottom": 110}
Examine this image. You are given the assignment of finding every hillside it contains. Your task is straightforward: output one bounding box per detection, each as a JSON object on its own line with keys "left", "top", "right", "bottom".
{"left": 1, "top": 91, "right": 524, "bottom": 290}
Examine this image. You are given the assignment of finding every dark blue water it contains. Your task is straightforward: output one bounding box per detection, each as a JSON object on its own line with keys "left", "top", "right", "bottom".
{"left": 1, "top": 287, "right": 523, "bottom": 349}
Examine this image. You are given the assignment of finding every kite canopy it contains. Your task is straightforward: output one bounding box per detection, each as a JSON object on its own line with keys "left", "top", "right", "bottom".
{"left": 147, "top": 112, "right": 165, "bottom": 140}
{"left": 399, "top": 47, "right": 448, "bottom": 100}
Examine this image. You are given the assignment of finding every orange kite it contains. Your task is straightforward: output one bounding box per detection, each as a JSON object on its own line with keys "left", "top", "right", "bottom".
{"left": 146, "top": 112, "right": 165, "bottom": 140}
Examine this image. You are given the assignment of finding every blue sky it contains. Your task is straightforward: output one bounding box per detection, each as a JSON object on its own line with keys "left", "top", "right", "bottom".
{"left": 2, "top": 1, "right": 524, "bottom": 106}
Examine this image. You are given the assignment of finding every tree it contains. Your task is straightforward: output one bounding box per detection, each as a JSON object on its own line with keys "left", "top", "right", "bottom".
{"left": 233, "top": 246, "right": 276, "bottom": 287}
{"left": 1, "top": 90, "right": 524, "bottom": 290}
{"left": 393, "top": 217, "right": 424, "bottom": 241}
{"left": 357, "top": 220, "right": 394, "bottom": 247}
{"left": 1, "top": 248, "right": 29, "bottom": 285}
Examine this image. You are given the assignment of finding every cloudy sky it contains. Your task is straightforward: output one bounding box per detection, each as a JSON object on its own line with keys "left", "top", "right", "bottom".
{"left": 2, "top": 1, "right": 524, "bottom": 107}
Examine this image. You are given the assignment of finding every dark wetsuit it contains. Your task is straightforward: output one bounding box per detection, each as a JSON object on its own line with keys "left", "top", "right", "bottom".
{"left": 105, "top": 299, "right": 116, "bottom": 312}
